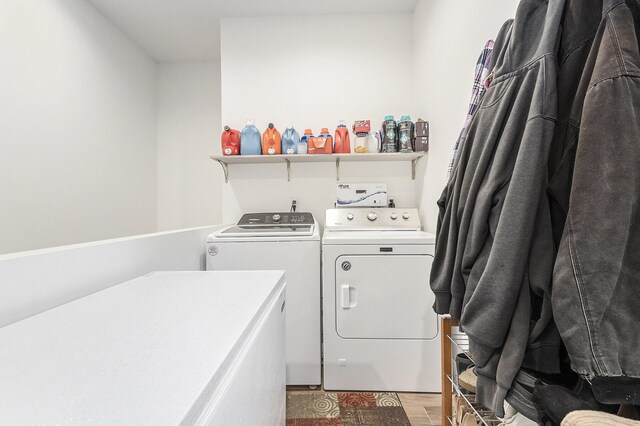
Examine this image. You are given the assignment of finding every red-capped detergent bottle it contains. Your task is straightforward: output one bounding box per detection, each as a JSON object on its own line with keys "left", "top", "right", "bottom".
{"left": 262, "top": 123, "right": 282, "bottom": 155}
{"left": 221, "top": 125, "right": 241, "bottom": 156}
{"left": 333, "top": 121, "right": 351, "bottom": 153}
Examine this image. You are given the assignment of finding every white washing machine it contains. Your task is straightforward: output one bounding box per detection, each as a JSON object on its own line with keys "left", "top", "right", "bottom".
{"left": 206, "top": 212, "right": 321, "bottom": 386}
{"left": 322, "top": 208, "right": 441, "bottom": 392}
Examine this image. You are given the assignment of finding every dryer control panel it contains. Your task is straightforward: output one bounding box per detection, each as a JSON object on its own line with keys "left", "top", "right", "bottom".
{"left": 325, "top": 208, "right": 421, "bottom": 231}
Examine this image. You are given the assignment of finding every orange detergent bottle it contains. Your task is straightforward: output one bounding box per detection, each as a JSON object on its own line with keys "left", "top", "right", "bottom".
{"left": 262, "top": 123, "right": 282, "bottom": 155}
{"left": 221, "top": 125, "right": 241, "bottom": 156}
{"left": 333, "top": 121, "right": 351, "bottom": 153}
{"left": 309, "top": 128, "right": 333, "bottom": 154}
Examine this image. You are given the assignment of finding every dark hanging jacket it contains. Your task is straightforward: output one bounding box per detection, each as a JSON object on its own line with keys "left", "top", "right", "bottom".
{"left": 432, "top": 0, "right": 640, "bottom": 414}
{"left": 430, "top": 0, "right": 565, "bottom": 416}
{"left": 551, "top": 0, "right": 640, "bottom": 405}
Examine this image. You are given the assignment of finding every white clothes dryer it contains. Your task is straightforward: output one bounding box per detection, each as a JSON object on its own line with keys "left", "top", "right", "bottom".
{"left": 322, "top": 208, "right": 441, "bottom": 392}
{"left": 207, "top": 212, "right": 321, "bottom": 386}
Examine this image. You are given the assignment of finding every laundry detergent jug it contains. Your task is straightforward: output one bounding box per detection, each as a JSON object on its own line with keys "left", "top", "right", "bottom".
{"left": 333, "top": 121, "right": 351, "bottom": 153}
{"left": 381, "top": 115, "right": 398, "bottom": 153}
{"left": 299, "top": 129, "right": 313, "bottom": 154}
{"left": 309, "top": 128, "right": 333, "bottom": 154}
{"left": 369, "top": 132, "right": 381, "bottom": 153}
{"left": 221, "top": 125, "right": 241, "bottom": 156}
{"left": 353, "top": 120, "right": 371, "bottom": 153}
{"left": 240, "top": 119, "right": 262, "bottom": 155}
{"left": 262, "top": 123, "right": 282, "bottom": 155}
{"left": 281, "top": 127, "right": 299, "bottom": 154}
{"left": 397, "top": 115, "right": 415, "bottom": 153}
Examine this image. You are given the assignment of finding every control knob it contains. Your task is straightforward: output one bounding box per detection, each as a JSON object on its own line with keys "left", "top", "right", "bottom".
{"left": 390, "top": 212, "right": 398, "bottom": 220}
{"left": 347, "top": 213, "right": 354, "bottom": 221}
{"left": 272, "top": 214, "right": 281, "bottom": 222}
{"left": 402, "top": 212, "right": 410, "bottom": 220}
{"left": 367, "top": 212, "right": 378, "bottom": 221}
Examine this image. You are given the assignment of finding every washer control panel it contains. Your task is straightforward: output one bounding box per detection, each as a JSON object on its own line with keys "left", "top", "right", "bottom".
{"left": 238, "top": 212, "right": 315, "bottom": 227}
{"left": 325, "top": 208, "right": 421, "bottom": 231}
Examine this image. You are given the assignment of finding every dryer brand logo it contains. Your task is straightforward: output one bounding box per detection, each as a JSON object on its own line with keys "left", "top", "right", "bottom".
{"left": 341, "top": 261, "right": 351, "bottom": 271}
{"left": 338, "top": 184, "right": 350, "bottom": 189}
{"left": 208, "top": 245, "right": 218, "bottom": 256}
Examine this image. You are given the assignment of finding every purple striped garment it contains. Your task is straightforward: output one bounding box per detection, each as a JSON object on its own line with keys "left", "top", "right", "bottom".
{"left": 447, "top": 40, "right": 495, "bottom": 178}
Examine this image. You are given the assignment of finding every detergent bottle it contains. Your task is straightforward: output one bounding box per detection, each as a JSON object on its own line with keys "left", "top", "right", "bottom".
{"left": 381, "top": 115, "right": 398, "bottom": 153}
{"left": 369, "top": 131, "right": 381, "bottom": 153}
{"left": 309, "top": 128, "right": 333, "bottom": 154}
{"left": 221, "top": 125, "right": 241, "bottom": 156}
{"left": 397, "top": 115, "right": 415, "bottom": 153}
{"left": 352, "top": 120, "right": 371, "bottom": 153}
{"left": 262, "top": 123, "right": 282, "bottom": 155}
{"left": 240, "top": 119, "right": 262, "bottom": 155}
{"left": 281, "top": 126, "right": 299, "bottom": 154}
{"left": 299, "top": 129, "right": 314, "bottom": 154}
{"left": 333, "top": 121, "right": 351, "bottom": 153}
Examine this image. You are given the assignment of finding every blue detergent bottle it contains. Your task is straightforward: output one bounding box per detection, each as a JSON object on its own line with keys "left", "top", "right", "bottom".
{"left": 281, "top": 126, "right": 300, "bottom": 154}
{"left": 240, "top": 119, "right": 262, "bottom": 155}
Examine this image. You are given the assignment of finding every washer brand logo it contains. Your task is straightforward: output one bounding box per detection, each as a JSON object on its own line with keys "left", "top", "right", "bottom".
{"left": 338, "top": 184, "right": 350, "bottom": 189}
{"left": 341, "top": 261, "right": 351, "bottom": 271}
{"left": 208, "top": 245, "right": 218, "bottom": 256}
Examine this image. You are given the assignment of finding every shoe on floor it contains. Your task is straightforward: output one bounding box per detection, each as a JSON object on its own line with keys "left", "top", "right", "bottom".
{"left": 459, "top": 367, "right": 477, "bottom": 393}
{"left": 561, "top": 410, "right": 640, "bottom": 425}
{"left": 461, "top": 411, "right": 479, "bottom": 426}
{"left": 457, "top": 400, "right": 474, "bottom": 425}
{"left": 456, "top": 352, "right": 474, "bottom": 376}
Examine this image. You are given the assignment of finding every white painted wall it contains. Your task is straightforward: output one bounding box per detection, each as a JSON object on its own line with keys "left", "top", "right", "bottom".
{"left": 220, "top": 14, "right": 420, "bottom": 225}
{"left": 0, "top": 226, "right": 220, "bottom": 327}
{"left": 412, "top": 0, "right": 518, "bottom": 232}
{"left": 157, "top": 62, "right": 224, "bottom": 231}
{"left": 0, "top": 0, "right": 158, "bottom": 255}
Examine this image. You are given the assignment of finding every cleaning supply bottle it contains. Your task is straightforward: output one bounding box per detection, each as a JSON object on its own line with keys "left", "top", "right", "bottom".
{"left": 397, "top": 115, "right": 415, "bottom": 153}
{"left": 262, "top": 123, "right": 282, "bottom": 155}
{"left": 221, "top": 125, "right": 241, "bottom": 156}
{"left": 369, "top": 131, "right": 381, "bottom": 153}
{"left": 299, "top": 129, "right": 313, "bottom": 154}
{"left": 240, "top": 119, "right": 262, "bottom": 155}
{"left": 333, "top": 121, "right": 351, "bottom": 153}
{"left": 309, "top": 128, "right": 333, "bottom": 154}
{"left": 381, "top": 115, "right": 398, "bottom": 153}
{"left": 353, "top": 120, "right": 371, "bottom": 153}
{"left": 281, "top": 126, "right": 299, "bottom": 154}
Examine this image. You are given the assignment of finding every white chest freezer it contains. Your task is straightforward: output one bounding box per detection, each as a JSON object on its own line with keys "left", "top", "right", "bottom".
{"left": 0, "top": 271, "right": 286, "bottom": 425}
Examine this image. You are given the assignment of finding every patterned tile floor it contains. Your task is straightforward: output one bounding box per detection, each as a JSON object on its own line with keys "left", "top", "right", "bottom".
{"left": 286, "top": 389, "right": 442, "bottom": 426}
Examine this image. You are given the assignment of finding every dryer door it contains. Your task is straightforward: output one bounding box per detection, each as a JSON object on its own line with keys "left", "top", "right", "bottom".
{"left": 335, "top": 254, "right": 437, "bottom": 340}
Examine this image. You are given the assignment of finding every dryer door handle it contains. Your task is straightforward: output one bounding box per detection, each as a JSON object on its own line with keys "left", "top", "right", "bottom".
{"left": 341, "top": 284, "right": 351, "bottom": 309}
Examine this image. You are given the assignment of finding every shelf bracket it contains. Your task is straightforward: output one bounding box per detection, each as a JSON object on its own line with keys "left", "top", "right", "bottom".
{"left": 213, "top": 159, "right": 229, "bottom": 183}
{"left": 336, "top": 157, "right": 341, "bottom": 181}
{"left": 285, "top": 159, "right": 291, "bottom": 182}
{"left": 411, "top": 156, "right": 424, "bottom": 180}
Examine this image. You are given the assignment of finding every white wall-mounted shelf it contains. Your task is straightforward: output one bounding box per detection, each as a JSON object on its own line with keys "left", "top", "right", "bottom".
{"left": 210, "top": 152, "right": 427, "bottom": 183}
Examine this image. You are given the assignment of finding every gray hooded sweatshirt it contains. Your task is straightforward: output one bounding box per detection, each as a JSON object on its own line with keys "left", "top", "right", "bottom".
{"left": 431, "top": 0, "right": 565, "bottom": 416}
